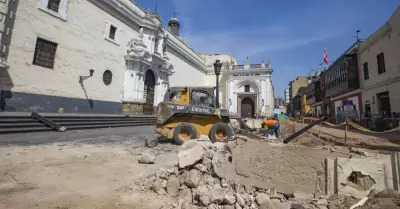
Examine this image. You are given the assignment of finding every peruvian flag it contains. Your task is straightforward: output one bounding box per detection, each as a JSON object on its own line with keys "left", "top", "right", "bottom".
{"left": 323, "top": 48, "right": 328, "bottom": 65}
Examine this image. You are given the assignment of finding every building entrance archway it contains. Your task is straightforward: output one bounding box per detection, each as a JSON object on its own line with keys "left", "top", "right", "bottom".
{"left": 143, "top": 70, "right": 155, "bottom": 114}
{"left": 241, "top": 97, "right": 254, "bottom": 118}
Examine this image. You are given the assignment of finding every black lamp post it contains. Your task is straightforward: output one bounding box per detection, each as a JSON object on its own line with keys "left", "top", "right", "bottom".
{"left": 213, "top": 60, "right": 222, "bottom": 108}
{"left": 79, "top": 69, "right": 95, "bottom": 83}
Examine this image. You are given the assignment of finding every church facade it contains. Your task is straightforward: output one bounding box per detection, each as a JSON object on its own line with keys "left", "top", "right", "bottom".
{"left": 0, "top": 0, "right": 274, "bottom": 117}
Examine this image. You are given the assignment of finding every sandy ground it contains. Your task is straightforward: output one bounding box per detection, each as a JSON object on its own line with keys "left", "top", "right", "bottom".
{"left": 1, "top": 124, "right": 393, "bottom": 209}
{"left": 0, "top": 133, "right": 179, "bottom": 209}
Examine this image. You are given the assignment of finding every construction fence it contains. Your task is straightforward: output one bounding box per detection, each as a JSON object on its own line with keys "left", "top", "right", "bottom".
{"left": 282, "top": 116, "right": 400, "bottom": 150}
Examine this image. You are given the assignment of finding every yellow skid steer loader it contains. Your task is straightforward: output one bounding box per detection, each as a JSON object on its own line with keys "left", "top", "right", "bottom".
{"left": 155, "top": 87, "right": 233, "bottom": 145}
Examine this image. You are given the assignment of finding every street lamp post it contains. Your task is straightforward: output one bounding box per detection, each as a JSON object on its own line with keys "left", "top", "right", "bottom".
{"left": 213, "top": 60, "right": 222, "bottom": 108}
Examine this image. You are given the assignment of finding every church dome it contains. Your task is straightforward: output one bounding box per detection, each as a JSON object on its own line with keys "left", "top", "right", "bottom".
{"left": 168, "top": 17, "right": 180, "bottom": 36}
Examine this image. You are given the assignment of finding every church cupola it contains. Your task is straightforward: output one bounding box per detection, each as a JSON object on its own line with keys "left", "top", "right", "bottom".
{"left": 168, "top": 17, "right": 180, "bottom": 36}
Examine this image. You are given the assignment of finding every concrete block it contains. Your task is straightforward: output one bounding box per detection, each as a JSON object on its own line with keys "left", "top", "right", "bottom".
{"left": 326, "top": 152, "right": 399, "bottom": 198}
{"left": 325, "top": 158, "right": 336, "bottom": 196}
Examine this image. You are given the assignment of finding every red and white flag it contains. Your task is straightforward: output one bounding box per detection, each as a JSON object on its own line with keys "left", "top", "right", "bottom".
{"left": 323, "top": 48, "right": 328, "bottom": 65}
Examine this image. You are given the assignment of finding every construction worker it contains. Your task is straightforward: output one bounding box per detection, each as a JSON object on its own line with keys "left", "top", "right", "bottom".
{"left": 262, "top": 117, "right": 280, "bottom": 137}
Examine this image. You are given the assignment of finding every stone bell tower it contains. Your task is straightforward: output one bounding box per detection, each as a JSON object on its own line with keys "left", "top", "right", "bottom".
{"left": 168, "top": 16, "right": 180, "bottom": 36}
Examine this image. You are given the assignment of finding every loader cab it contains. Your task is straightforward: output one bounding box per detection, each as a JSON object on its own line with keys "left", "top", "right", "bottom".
{"left": 164, "top": 87, "right": 215, "bottom": 108}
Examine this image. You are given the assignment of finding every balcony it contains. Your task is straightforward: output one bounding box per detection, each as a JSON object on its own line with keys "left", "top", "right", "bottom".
{"left": 231, "top": 60, "right": 272, "bottom": 70}
{"left": 233, "top": 65, "right": 244, "bottom": 70}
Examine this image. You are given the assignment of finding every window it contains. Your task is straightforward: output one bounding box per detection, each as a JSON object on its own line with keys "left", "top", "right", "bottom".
{"left": 377, "top": 53, "right": 386, "bottom": 74}
{"left": 39, "top": 0, "right": 69, "bottom": 21}
{"left": 47, "top": 0, "right": 61, "bottom": 12}
{"left": 104, "top": 21, "right": 120, "bottom": 45}
{"left": 154, "top": 37, "right": 159, "bottom": 53}
{"left": 103, "top": 70, "right": 113, "bottom": 85}
{"left": 33, "top": 38, "right": 58, "bottom": 69}
{"left": 109, "top": 25, "right": 117, "bottom": 40}
{"left": 244, "top": 85, "right": 250, "bottom": 92}
{"left": 363, "top": 62, "right": 369, "bottom": 80}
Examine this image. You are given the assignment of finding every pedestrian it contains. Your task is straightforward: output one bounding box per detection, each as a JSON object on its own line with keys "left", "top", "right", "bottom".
{"left": 262, "top": 117, "right": 280, "bottom": 138}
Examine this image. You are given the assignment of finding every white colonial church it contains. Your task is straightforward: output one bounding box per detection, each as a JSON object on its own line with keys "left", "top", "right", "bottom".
{"left": 0, "top": 0, "right": 274, "bottom": 117}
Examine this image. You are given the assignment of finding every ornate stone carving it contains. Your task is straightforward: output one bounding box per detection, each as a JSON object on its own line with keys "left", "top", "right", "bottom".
{"left": 139, "top": 27, "right": 144, "bottom": 40}
{"left": 162, "top": 35, "right": 168, "bottom": 55}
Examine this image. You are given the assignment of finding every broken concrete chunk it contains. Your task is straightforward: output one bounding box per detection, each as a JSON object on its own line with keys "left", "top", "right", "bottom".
{"left": 179, "top": 141, "right": 204, "bottom": 168}
{"left": 276, "top": 202, "right": 291, "bottom": 209}
{"left": 244, "top": 185, "right": 255, "bottom": 195}
{"left": 235, "top": 203, "right": 242, "bottom": 209}
{"left": 199, "top": 195, "right": 211, "bottom": 206}
{"left": 235, "top": 193, "right": 246, "bottom": 207}
{"left": 207, "top": 203, "right": 218, "bottom": 209}
{"left": 224, "top": 192, "right": 236, "bottom": 205}
{"left": 166, "top": 175, "right": 180, "bottom": 196}
{"left": 202, "top": 157, "right": 212, "bottom": 171}
{"left": 138, "top": 152, "right": 156, "bottom": 164}
{"left": 212, "top": 155, "right": 228, "bottom": 178}
{"left": 292, "top": 192, "right": 314, "bottom": 200}
{"left": 223, "top": 205, "right": 235, "bottom": 209}
{"left": 290, "top": 203, "right": 306, "bottom": 209}
{"left": 182, "top": 202, "right": 198, "bottom": 209}
{"left": 144, "top": 135, "right": 158, "bottom": 148}
{"left": 242, "top": 193, "right": 253, "bottom": 205}
{"left": 161, "top": 179, "right": 168, "bottom": 188}
{"left": 210, "top": 187, "right": 226, "bottom": 204}
{"left": 221, "top": 178, "right": 228, "bottom": 188}
{"left": 184, "top": 169, "right": 202, "bottom": 188}
{"left": 259, "top": 200, "right": 276, "bottom": 209}
{"left": 255, "top": 193, "right": 271, "bottom": 205}
{"left": 178, "top": 187, "right": 193, "bottom": 203}
{"left": 194, "top": 164, "right": 208, "bottom": 173}
{"left": 233, "top": 183, "right": 244, "bottom": 194}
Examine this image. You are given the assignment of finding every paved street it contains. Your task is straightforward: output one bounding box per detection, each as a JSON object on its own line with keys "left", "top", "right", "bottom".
{"left": 0, "top": 125, "right": 157, "bottom": 146}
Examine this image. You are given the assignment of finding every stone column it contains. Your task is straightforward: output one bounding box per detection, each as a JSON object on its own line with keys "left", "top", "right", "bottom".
{"left": 260, "top": 79, "right": 267, "bottom": 116}
{"left": 138, "top": 64, "right": 146, "bottom": 101}
{"left": 132, "top": 62, "right": 141, "bottom": 101}
{"left": 266, "top": 75, "right": 273, "bottom": 116}
{"left": 228, "top": 80, "right": 234, "bottom": 113}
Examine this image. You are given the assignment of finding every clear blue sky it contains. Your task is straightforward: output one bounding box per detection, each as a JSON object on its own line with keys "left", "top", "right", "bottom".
{"left": 136, "top": 0, "right": 399, "bottom": 97}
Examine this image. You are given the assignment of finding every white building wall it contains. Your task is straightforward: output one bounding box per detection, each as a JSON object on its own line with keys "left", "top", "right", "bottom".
{"left": 358, "top": 7, "right": 400, "bottom": 113}
{"left": 167, "top": 51, "right": 208, "bottom": 87}
{"left": 7, "top": 0, "right": 136, "bottom": 103}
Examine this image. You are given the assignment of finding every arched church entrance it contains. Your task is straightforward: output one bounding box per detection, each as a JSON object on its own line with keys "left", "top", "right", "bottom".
{"left": 241, "top": 97, "right": 254, "bottom": 118}
{"left": 143, "top": 70, "right": 155, "bottom": 114}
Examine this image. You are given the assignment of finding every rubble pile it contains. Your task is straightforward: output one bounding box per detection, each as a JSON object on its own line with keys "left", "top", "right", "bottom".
{"left": 134, "top": 137, "right": 334, "bottom": 209}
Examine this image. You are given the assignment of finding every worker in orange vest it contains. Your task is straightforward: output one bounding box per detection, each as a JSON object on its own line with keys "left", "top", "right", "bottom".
{"left": 261, "top": 117, "right": 280, "bottom": 137}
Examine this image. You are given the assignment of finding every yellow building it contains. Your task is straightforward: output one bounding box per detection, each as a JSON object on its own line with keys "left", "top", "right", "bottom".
{"left": 298, "top": 87, "right": 311, "bottom": 115}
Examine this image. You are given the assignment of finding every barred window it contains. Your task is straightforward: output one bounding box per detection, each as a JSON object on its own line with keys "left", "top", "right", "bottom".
{"left": 109, "top": 25, "right": 117, "bottom": 40}
{"left": 47, "top": 0, "right": 61, "bottom": 12}
{"left": 33, "top": 38, "right": 58, "bottom": 69}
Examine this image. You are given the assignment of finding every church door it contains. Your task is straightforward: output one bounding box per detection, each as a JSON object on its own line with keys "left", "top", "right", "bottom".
{"left": 143, "top": 70, "right": 155, "bottom": 115}
{"left": 241, "top": 97, "right": 254, "bottom": 118}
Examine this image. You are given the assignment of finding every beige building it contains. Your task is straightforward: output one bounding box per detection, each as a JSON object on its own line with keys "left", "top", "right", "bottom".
{"left": 287, "top": 76, "right": 308, "bottom": 115}
{"left": 358, "top": 6, "right": 400, "bottom": 116}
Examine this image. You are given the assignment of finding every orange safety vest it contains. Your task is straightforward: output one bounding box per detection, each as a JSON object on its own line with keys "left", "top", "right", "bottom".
{"left": 264, "top": 120, "right": 278, "bottom": 127}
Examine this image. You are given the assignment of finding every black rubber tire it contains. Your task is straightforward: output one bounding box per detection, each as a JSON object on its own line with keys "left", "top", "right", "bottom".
{"left": 209, "top": 122, "right": 233, "bottom": 143}
{"left": 173, "top": 122, "right": 198, "bottom": 145}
